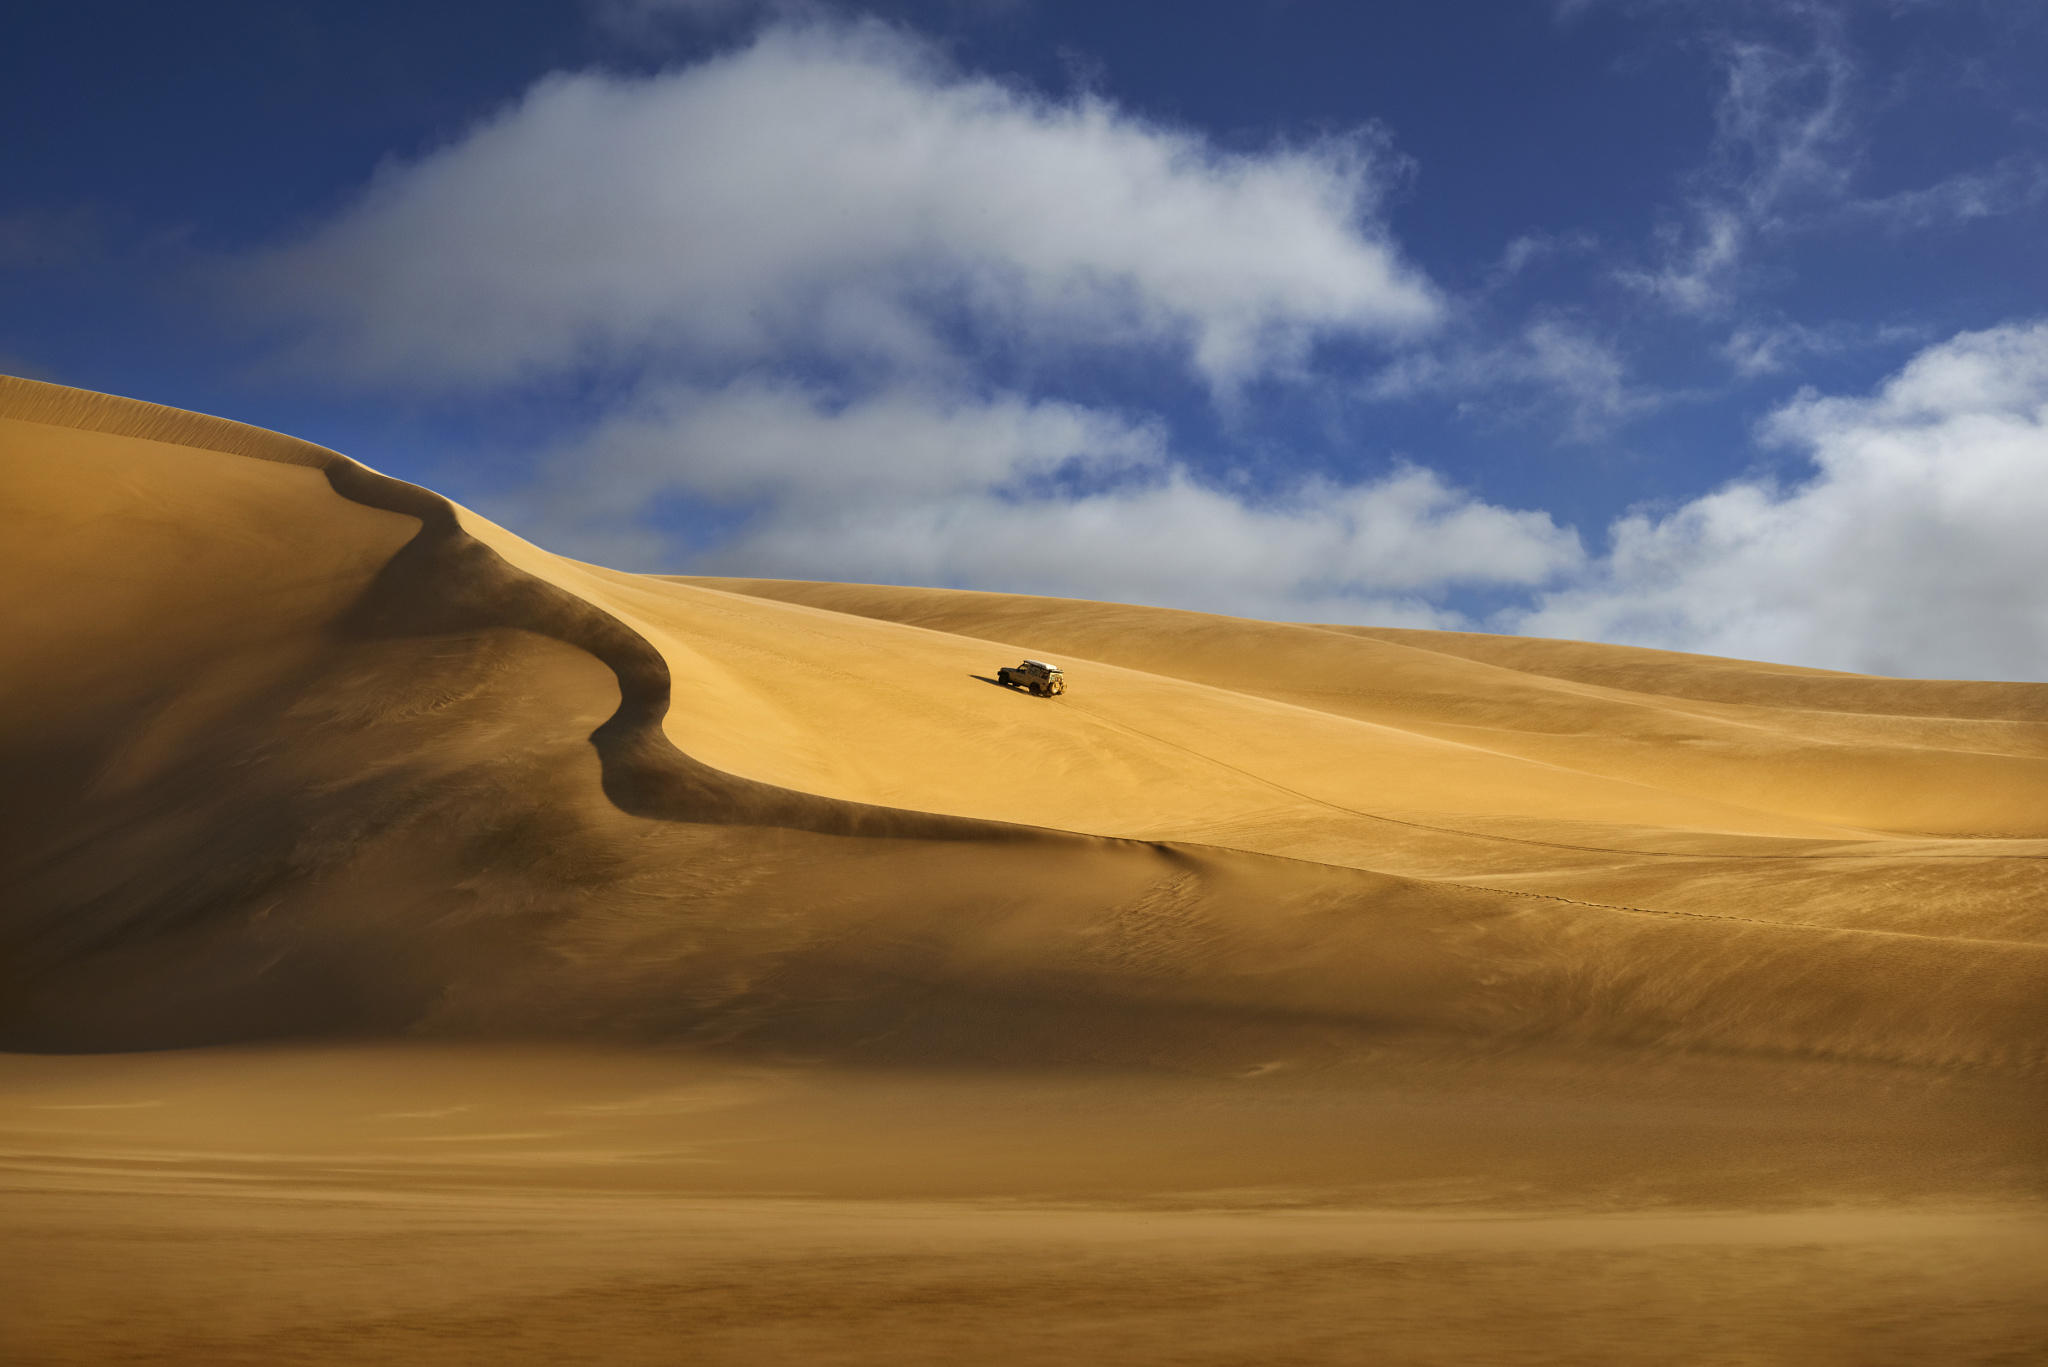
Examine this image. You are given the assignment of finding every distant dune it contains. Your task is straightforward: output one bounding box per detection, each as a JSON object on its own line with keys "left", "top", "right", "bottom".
{"left": 3, "top": 375, "right": 2044, "bottom": 1365}
{"left": 4, "top": 373, "right": 2044, "bottom": 1065}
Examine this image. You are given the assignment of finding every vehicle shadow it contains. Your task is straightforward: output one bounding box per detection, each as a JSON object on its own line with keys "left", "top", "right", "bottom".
{"left": 968, "top": 674, "right": 1014, "bottom": 689}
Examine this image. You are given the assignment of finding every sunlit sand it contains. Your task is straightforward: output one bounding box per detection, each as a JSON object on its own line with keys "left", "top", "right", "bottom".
{"left": 3, "top": 375, "right": 2044, "bottom": 1364}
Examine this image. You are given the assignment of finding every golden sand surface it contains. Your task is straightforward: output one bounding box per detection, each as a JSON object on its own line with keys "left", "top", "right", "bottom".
{"left": 2, "top": 374, "right": 2044, "bottom": 1364}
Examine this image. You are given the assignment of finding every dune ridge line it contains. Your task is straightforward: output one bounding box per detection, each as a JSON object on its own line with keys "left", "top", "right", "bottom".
{"left": 0, "top": 374, "right": 1057, "bottom": 843}
{"left": 5, "top": 375, "right": 2045, "bottom": 1078}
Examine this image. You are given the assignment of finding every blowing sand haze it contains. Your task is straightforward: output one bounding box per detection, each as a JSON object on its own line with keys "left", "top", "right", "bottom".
{"left": 3, "top": 375, "right": 2045, "bottom": 1364}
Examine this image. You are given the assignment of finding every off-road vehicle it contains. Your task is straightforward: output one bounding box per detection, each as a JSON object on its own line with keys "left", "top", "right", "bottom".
{"left": 996, "top": 659, "right": 1065, "bottom": 696}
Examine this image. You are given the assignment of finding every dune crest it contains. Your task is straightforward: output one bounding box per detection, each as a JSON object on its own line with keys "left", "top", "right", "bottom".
{"left": 7, "top": 376, "right": 2048, "bottom": 1365}
{"left": 0, "top": 375, "right": 1035, "bottom": 844}
{"left": 3, "top": 375, "right": 2045, "bottom": 1079}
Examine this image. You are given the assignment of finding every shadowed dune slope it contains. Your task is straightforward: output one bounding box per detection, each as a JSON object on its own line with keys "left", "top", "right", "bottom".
{"left": 3, "top": 376, "right": 2046, "bottom": 1077}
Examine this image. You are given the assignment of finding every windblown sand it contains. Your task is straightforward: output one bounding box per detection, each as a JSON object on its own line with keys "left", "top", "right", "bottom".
{"left": 2, "top": 375, "right": 2044, "bottom": 1364}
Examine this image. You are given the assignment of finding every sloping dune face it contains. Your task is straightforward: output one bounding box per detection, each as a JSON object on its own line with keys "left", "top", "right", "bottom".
{"left": 8, "top": 377, "right": 2048, "bottom": 1366}
{"left": 3, "top": 374, "right": 2047, "bottom": 1076}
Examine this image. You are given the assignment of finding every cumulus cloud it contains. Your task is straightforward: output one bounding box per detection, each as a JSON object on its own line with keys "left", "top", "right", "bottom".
{"left": 1517, "top": 321, "right": 2048, "bottom": 679}
{"left": 507, "top": 322, "right": 2048, "bottom": 677}
{"left": 219, "top": 9, "right": 2045, "bottom": 680}
{"left": 235, "top": 20, "right": 1436, "bottom": 394}
{"left": 520, "top": 380, "right": 1586, "bottom": 625}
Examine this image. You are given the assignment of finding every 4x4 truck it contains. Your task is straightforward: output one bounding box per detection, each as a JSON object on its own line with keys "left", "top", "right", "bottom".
{"left": 997, "top": 659, "right": 1066, "bottom": 697}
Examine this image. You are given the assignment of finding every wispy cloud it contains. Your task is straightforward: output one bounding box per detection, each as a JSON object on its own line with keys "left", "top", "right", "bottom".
{"left": 1720, "top": 315, "right": 1926, "bottom": 378}
{"left": 1489, "top": 229, "right": 1600, "bottom": 285}
{"left": 590, "top": 0, "right": 809, "bottom": 40}
{"left": 1367, "top": 316, "right": 1656, "bottom": 441}
{"left": 1621, "top": 14, "right": 1856, "bottom": 314}
{"left": 593, "top": 0, "right": 1028, "bottom": 36}
{"left": 0, "top": 205, "right": 105, "bottom": 271}
{"left": 1611, "top": 3, "right": 2046, "bottom": 320}
{"left": 1838, "top": 154, "right": 2048, "bottom": 235}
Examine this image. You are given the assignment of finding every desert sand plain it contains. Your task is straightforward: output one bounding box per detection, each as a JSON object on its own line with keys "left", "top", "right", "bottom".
{"left": 2, "top": 372, "right": 2045, "bottom": 1364}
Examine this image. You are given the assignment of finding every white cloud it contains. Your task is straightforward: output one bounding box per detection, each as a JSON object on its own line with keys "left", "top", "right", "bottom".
{"left": 521, "top": 380, "right": 1584, "bottom": 624}
{"left": 220, "top": 8, "right": 2047, "bottom": 682}
{"left": 1517, "top": 321, "right": 2048, "bottom": 679}
{"left": 521, "top": 324, "right": 2048, "bottom": 679}
{"left": 237, "top": 20, "right": 1437, "bottom": 394}
{"left": 530, "top": 381, "right": 1165, "bottom": 541}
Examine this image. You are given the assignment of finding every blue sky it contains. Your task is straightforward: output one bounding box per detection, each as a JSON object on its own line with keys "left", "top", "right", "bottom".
{"left": 6, "top": 0, "right": 2047, "bottom": 678}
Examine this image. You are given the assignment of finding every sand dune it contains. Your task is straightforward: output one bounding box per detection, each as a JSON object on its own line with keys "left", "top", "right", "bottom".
{"left": 2, "top": 375, "right": 2044, "bottom": 1364}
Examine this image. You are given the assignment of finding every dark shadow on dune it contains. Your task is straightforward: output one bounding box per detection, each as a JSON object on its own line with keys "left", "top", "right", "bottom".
{"left": 13, "top": 375, "right": 2048, "bottom": 1078}
{"left": 321, "top": 461, "right": 1048, "bottom": 843}
{"left": 973, "top": 673, "right": 1067, "bottom": 700}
